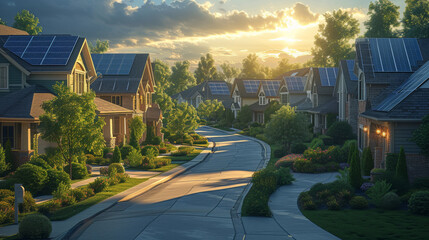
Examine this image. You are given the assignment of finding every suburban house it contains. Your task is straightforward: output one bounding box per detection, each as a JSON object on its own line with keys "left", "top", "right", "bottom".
{"left": 334, "top": 59, "right": 359, "bottom": 133}
{"left": 249, "top": 79, "right": 282, "bottom": 124}
{"left": 300, "top": 67, "right": 339, "bottom": 134}
{"left": 0, "top": 34, "right": 133, "bottom": 164}
{"left": 354, "top": 38, "right": 429, "bottom": 181}
{"left": 172, "top": 80, "right": 233, "bottom": 110}
{"left": 91, "top": 53, "right": 162, "bottom": 145}
{"left": 280, "top": 68, "right": 310, "bottom": 107}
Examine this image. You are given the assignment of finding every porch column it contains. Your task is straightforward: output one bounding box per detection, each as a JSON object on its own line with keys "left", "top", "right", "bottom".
{"left": 123, "top": 116, "right": 127, "bottom": 144}
{"left": 20, "top": 123, "right": 31, "bottom": 151}
{"left": 325, "top": 115, "right": 328, "bottom": 129}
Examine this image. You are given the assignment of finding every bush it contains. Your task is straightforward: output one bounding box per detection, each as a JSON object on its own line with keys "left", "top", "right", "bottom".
{"left": 99, "top": 167, "right": 108, "bottom": 176}
{"left": 0, "top": 178, "right": 16, "bottom": 191}
{"left": 0, "top": 201, "right": 14, "bottom": 224}
{"left": 44, "top": 169, "right": 71, "bottom": 194}
{"left": 396, "top": 147, "right": 409, "bottom": 184}
{"left": 298, "top": 192, "right": 316, "bottom": 210}
{"left": 291, "top": 143, "right": 307, "bottom": 154}
{"left": 310, "top": 138, "right": 324, "bottom": 149}
{"left": 83, "top": 187, "right": 95, "bottom": 198}
{"left": 273, "top": 148, "right": 287, "bottom": 158}
{"left": 349, "top": 196, "right": 369, "bottom": 209}
{"left": 19, "top": 214, "right": 52, "bottom": 239}
{"left": 120, "top": 145, "right": 134, "bottom": 159}
{"left": 412, "top": 177, "right": 429, "bottom": 189}
{"left": 19, "top": 191, "right": 37, "bottom": 213}
{"left": 362, "top": 147, "right": 373, "bottom": 176}
{"left": 326, "top": 121, "right": 354, "bottom": 145}
{"left": 38, "top": 200, "right": 61, "bottom": 216}
{"left": 408, "top": 191, "right": 429, "bottom": 215}
{"left": 366, "top": 180, "right": 392, "bottom": 207}
{"left": 86, "top": 164, "right": 92, "bottom": 174}
{"left": 386, "top": 153, "right": 399, "bottom": 172}
{"left": 274, "top": 159, "right": 294, "bottom": 169}
{"left": 293, "top": 159, "right": 316, "bottom": 173}
{"left": 93, "top": 157, "right": 110, "bottom": 166}
{"left": 159, "top": 148, "right": 168, "bottom": 154}
{"left": 241, "top": 188, "right": 271, "bottom": 216}
{"left": 141, "top": 146, "right": 159, "bottom": 157}
{"left": 112, "top": 146, "right": 122, "bottom": 163}
{"left": 71, "top": 188, "right": 86, "bottom": 202}
{"left": 319, "top": 135, "right": 334, "bottom": 146}
{"left": 194, "top": 139, "right": 208, "bottom": 145}
{"left": 154, "top": 158, "right": 171, "bottom": 168}
{"left": 88, "top": 178, "right": 109, "bottom": 193}
{"left": 127, "top": 148, "right": 143, "bottom": 167}
{"left": 64, "top": 162, "right": 88, "bottom": 180}
{"left": 327, "top": 198, "right": 341, "bottom": 210}
{"left": 28, "top": 157, "right": 51, "bottom": 170}
{"left": 85, "top": 154, "right": 95, "bottom": 164}
{"left": 252, "top": 168, "right": 278, "bottom": 195}
{"left": 141, "top": 157, "right": 156, "bottom": 169}
{"left": 15, "top": 164, "right": 47, "bottom": 194}
{"left": 108, "top": 163, "right": 125, "bottom": 176}
{"left": 381, "top": 192, "right": 401, "bottom": 210}
{"left": 274, "top": 167, "right": 295, "bottom": 186}
{"left": 348, "top": 144, "right": 362, "bottom": 189}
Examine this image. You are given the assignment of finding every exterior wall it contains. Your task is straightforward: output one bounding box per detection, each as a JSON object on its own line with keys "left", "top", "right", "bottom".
{"left": 0, "top": 54, "right": 25, "bottom": 96}
{"left": 366, "top": 84, "right": 389, "bottom": 107}
{"left": 27, "top": 73, "right": 67, "bottom": 93}
{"left": 347, "top": 94, "right": 359, "bottom": 134}
{"left": 392, "top": 122, "right": 421, "bottom": 154}
{"left": 242, "top": 98, "right": 258, "bottom": 106}
{"left": 406, "top": 154, "right": 429, "bottom": 183}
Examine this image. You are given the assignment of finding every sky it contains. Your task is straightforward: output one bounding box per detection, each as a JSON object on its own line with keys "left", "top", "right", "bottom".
{"left": 0, "top": 0, "right": 407, "bottom": 68}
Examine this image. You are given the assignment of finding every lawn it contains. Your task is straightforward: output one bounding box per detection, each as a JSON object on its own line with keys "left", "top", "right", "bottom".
{"left": 302, "top": 209, "right": 429, "bottom": 240}
{"left": 146, "top": 163, "right": 181, "bottom": 172}
{"left": 169, "top": 149, "right": 203, "bottom": 162}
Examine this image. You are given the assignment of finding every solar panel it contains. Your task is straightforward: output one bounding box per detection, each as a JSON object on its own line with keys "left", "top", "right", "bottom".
{"left": 375, "top": 61, "right": 429, "bottom": 112}
{"left": 208, "top": 82, "right": 230, "bottom": 95}
{"left": 346, "top": 60, "right": 358, "bottom": 81}
{"left": 243, "top": 80, "right": 260, "bottom": 93}
{"left": 4, "top": 35, "right": 78, "bottom": 65}
{"left": 261, "top": 80, "right": 281, "bottom": 96}
{"left": 319, "top": 67, "right": 338, "bottom": 86}
{"left": 92, "top": 54, "right": 136, "bottom": 75}
{"left": 284, "top": 76, "right": 306, "bottom": 91}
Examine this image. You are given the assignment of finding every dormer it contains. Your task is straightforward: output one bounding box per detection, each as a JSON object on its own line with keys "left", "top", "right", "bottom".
{"left": 259, "top": 91, "right": 267, "bottom": 105}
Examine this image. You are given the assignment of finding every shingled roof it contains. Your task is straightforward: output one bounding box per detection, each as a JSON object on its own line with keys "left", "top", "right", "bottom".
{"left": 334, "top": 60, "right": 358, "bottom": 97}
{"left": 173, "top": 80, "right": 233, "bottom": 108}
{"left": 0, "top": 25, "right": 29, "bottom": 35}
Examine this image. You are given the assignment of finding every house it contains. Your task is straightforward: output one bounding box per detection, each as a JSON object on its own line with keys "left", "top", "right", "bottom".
{"left": 354, "top": 38, "right": 429, "bottom": 181}
{"left": 172, "top": 80, "right": 233, "bottom": 110}
{"left": 248, "top": 80, "right": 282, "bottom": 124}
{"left": 280, "top": 68, "right": 310, "bottom": 106}
{"left": 334, "top": 59, "right": 359, "bottom": 133}
{"left": 0, "top": 34, "right": 132, "bottom": 164}
{"left": 300, "top": 67, "right": 339, "bottom": 134}
{"left": 91, "top": 53, "right": 162, "bottom": 145}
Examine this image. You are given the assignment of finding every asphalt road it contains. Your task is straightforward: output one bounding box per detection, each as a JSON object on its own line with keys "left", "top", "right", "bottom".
{"left": 69, "top": 127, "right": 265, "bottom": 240}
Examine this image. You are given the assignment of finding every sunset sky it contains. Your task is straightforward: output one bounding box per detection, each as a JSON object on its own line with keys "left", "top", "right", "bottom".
{"left": 0, "top": 0, "right": 407, "bottom": 67}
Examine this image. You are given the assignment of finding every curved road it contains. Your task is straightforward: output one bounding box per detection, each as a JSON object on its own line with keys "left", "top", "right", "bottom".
{"left": 69, "top": 127, "right": 266, "bottom": 240}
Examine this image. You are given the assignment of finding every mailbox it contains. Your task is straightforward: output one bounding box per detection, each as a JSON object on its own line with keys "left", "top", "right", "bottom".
{"left": 14, "top": 184, "right": 25, "bottom": 224}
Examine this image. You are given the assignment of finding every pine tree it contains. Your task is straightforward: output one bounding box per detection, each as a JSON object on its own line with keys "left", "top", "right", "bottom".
{"left": 4, "top": 140, "right": 13, "bottom": 170}
{"left": 362, "top": 147, "right": 374, "bottom": 176}
{"left": 349, "top": 145, "right": 363, "bottom": 188}
{"left": 347, "top": 143, "right": 354, "bottom": 164}
{"left": 112, "top": 146, "right": 122, "bottom": 163}
{"left": 396, "top": 146, "right": 409, "bottom": 183}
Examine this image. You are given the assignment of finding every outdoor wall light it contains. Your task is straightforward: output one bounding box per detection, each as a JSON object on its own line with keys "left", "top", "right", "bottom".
{"left": 382, "top": 132, "right": 387, "bottom": 137}
{"left": 376, "top": 129, "right": 381, "bottom": 135}
{"left": 363, "top": 126, "right": 368, "bottom": 132}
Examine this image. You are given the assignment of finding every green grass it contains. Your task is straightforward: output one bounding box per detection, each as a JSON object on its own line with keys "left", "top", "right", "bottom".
{"left": 267, "top": 144, "right": 282, "bottom": 166}
{"left": 302, "top": 209, "right": 429, "bottom": 240}
{"left": 193, "top": 143, "right": 209, "bottom": 148}
{"left": 169, "top": 149, "right": 203, "bottom": 162}
{"left": 47, "top": 178, "right": 146, "bottom": 221}
{"left": 147, "top": 163, "right": 181, "bottom": 172}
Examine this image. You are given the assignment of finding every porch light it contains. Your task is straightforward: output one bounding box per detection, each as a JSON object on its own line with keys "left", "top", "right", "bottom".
{"left": 363, "top": 126, "right": 368, "bottom": 132}
{"left": 382, "top": 132, "right": 387, "bottom": 138}
{"left": 376, "top": 129, "right": 381, "bottom": 135}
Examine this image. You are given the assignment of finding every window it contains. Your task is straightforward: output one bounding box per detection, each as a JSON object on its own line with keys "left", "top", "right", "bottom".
{"left": 74, "top": 71, "right": 85, "bottom": 94}
{"left": 2, "top": 124, "right": 15, "bottom": 148}
{"left": 259, "top": 92, "right": 267, "bottom": 105}
{"left": 113, "top": 117, "right": 120, "bottom": 135}
{"left": 110, "top": 96, "right": 122, "bottom": 106}
{"left": 0, "top": 64, "right": 8, "bottom": 89}
{"left": 196, "top": 95, "right": 202, "bottom": 107}
{"left": 358, "top": 73, "right": 365, "bottom": 100}
{"left": 280, "top": 93, "right": 289, "bottom": 104}
{"left": 313, "top": 93, "right": 318, "bottom": 107}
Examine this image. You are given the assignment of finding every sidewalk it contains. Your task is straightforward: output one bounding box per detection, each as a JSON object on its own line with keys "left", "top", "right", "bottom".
{"left": 0, "top": 141, "right": 213, "bottom": 239}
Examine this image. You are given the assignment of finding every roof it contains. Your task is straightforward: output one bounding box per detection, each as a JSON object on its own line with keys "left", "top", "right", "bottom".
{"left": 259, "top": 80, "right": 282, "bottom": 97}
{"left": 146, "top": 104, "right": 162, "bottom": 121}
{"left": 172, "top": 80, "right": 233, "bottom": 106}
{"left": 295, "top": 98, "right": 313, "bottom": 111}
{"left": 334, "top": 60, "right": 358, "bottom": 96}
{"left": 0, "top": 25, "right": 29, "bottom": 35}
{"left": 283, "top": 76, "right": 307, "bottom": 93}
{"left": 232, "top": 79, "right": 278, "bottom": 98}
{"left": 306, "top": 67, "right": 338, "bottom": 95}
{"left": 91, "top": 54, "right": 150, "bottom": 94}
{"left": 248, "top": 101, "right": 269, "bottom": 112}
{"left": 306, "top": 98, "right": 338, "bottom": 114}
{"left": 94, "top": 97, "right": 133, "bottom": 114}
{"left": 276, "top": 68, "right": 310, "bottom": 79}
{"left": 0, "top": 85, "right": 54, "bottom": 120}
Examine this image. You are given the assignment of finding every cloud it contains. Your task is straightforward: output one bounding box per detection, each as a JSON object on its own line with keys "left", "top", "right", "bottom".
{"left": 290, "top": 2, "right": 319, "bottom": 25}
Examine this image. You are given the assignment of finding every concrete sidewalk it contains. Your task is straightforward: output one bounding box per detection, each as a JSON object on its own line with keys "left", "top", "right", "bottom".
{"left": 0, "top": 141, "right": 213, "bottom": 239}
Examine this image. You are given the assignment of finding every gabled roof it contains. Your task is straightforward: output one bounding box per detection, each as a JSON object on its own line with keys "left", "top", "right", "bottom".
{"left": 295, "top": 98, "right": 313, "bottom": 111}
{"left": 306, "top": 98, "right": 338, "bottom": 114}
{"left": 0, "top": 25, "right": 29, "bottom": 35}
{"left": 94, "top": 97, "right": 133, "bottom": 115}
{"left": 91, "top": 54, "right": 151, "bottom": 94}
{"left": 306, "top": 67, "right": 338, "bottom": 95}
{"left": 258, "top": 80, "right": 282, "bottom": 98}
{"left": 283, "top": 76, "right": 307, "bottom": 93}
{"left": 334, "top": 60, "right": 358, "bottom": 96}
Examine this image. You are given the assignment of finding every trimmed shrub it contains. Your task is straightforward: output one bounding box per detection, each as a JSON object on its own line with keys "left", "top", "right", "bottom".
{"left": 275, "top": 159, "right": 294, "bottom": 169}
{"left": 0, "top": 178, "right": 16, "bottom": 191}
{"left": 15, "top": 164, "right": 48, "bottom": 194}
{"left": 88, "top": 178, "right": 109, "bottom": 193}
{"left": 108, "top": 163, "right": 125, "bottom": 175}
{"left": 127, "top": 148, "right": 143, "bottom": 167}
{"left": 298, "top": 192, "right": 316, "bottom": 210}
{"left": 28, "top": 157, "right": 51, "bottom": 170}
{"left": 309, "top": 138, "right": 324, "bottom": 149}
{"left": 141, "top": 157, "right": 156, "bottom": 169}
{"left": 274, "top": 167, "right": 295, "bottom": 186}
{"left": 85, "top": 154, "right": 95, "bottom": 164}
{"left": 241, "top": 188, "right": 271, "bottom": 216}
{"left": 366, "top": 180, "right": 392, "bottom": 207}
{"left": 64, "top": 162, "right": 88, "bottom": 180}
{"left": 19, "top": 214, "right": 52, "bottom": 239}
{"left": 99, "top": 167, "right": 108, "bottom": 176}
{"left": 319, "top": 135, "right": 334, "bottom": 146}
{"left": 120, "top": 145, "right": 134, "bottom": 159}
{"left": 159, "top": 148, "right": 168, "bottom": 154}
{"left": 19, "top": 191, "right": 36, "bottom": 213}
{"left": 349, "top": 145, "right": 362, "bottom": 189}
{"left": 293, "top": 160, "right": 316, "bottom": 173}
{"left": 291, "top": 143, "right": 307, "bottom": 154}
{"left": 408, "top": 191, "right": 429, "bottom": 215}
{"left": 327, "top": 198, "right": 341, "bottom": 210}
{"left": 83, "top": 187, "right": 95, "bottom": 198}
{"left": 381, "top": 192, "right": 401, "bottom": 210}
{"left": 71, "top": 188, "right": 86, "bottom": 202}
{"left": 386, "top": 153, "right": 399, "bottom": 172}
{"left": 154, "top": 158, "right": 171, "bottom": 168}
{"left": 412, "top": 177, "right": 429, "bottom": 189}
{"left": 326, "top": 121, "right": 354, "bottom": 145}
{"left": 362, "top": 147, "right": 373, "bottom": 176}
{"left": 112, "top": 146, "right": 122, "bottom": 163}
{"left": 141, "top": 146, "right": 159, "bottom": 157}
{"left": 194, "top": 139, "right": 208, "bottom": 145}
{"left": 349, "top": 196, "right": 369, "bottom": 209}
{"left": 396, "top": 147, "right": 409, "bottom": 184}
{"left": 44, "top": 169, "right": 71, "bottom": 194}
{"left": 152, "top": 136, "right": 162, "bottom": 145}
{"left": 273, "top": 148, "right": 286, "bottom": 158}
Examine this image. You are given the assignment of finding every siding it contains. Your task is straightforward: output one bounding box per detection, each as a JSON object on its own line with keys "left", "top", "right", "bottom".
{"left": 0, "top": 54, "right": 24, "bottom": 94}
{"left": 393, "top": 122, "right": 421, "bottom": 154}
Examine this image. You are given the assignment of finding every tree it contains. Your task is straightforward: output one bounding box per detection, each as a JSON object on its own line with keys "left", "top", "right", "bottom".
{"left": 236, "top": 105, "right": 253, "bottom": 126}
{"left": 4, "top": 140, "right": 13, "bottom": 170}
{"left": 154, "top": 92, "right": 174, "bottom": 117}
{"left": 271, "top": 58, "right": 301, "bottom": 78}
{"left": 218, "top": 62, "right": 239, "bottom": 83}
{"left": 166, "top": 103, "right": 199, "bottom": 137}
{"left": 349, "top": 144, "right": 362, "bottom": 188}
{"left": 0, "top": 144, "right": 10, "bottom": 176}
{"left": 239, "top": 54, "right": 266, "bottom": 79}
{"left": 13, "top": 10, "right": 42, "bottom": 35}
{"left": 0, "top": 18, "right": 6, "bottom": 25}
{"left": 152, "top": 59, "right": 171, "bottom": 93}
{"left": 311, "top": 9, "right": 359, "bottom": 67}
{"left": 264, "top": 101, "right": 282, "bottom": 123}
{"left": 129, "top": 116, "right": 146, "bottom": 149}
{"left": 89, "top": 39, "right": 109, "bottom": 54}
{"left": 326, "top": 121, "right": 354, "bottom": 145}
{"left": 364, "top": 0, "right": 400, "bottom": 38}
{"left": 362, "top": 147, "right": 374, "bottom": 176}
{"left": 402, "top": 0, "right": 429, "bottom": 38}
{"left": 112, "top": 146, "right": 122, "bottom": 163}
{"left": 396, "top": 146, "right": 409, "bottom": 183}
{"left": 168, "top": 61, "right": 196, "bottom": 95}
{"left": 39, "top": 84, "right": 105, "bottom": 179}
{"left": 197, "top": 100, "right": 225, "bottom": 122}
{"left": 265, "top": 105, "right": 310, "bottom": 152}
{"left": 412, "top": 115, "right": 429, "bottom": 157}
{"left": 194, "top": 53, "right": 218, "bottom": 84}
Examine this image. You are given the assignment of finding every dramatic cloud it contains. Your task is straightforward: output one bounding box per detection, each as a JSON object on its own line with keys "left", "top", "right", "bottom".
{"left": 290, "top": 2, "right": 320, "bottom": 25}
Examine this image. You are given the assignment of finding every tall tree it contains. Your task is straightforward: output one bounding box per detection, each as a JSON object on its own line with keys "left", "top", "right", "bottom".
{"left": 152, "top": 59, "right": 171, "bottom": 93}
{"left": 13, "top": 10, "right": 42, "bottom": 35}
{"left": 239, "top": 54, "right": 266, "bottom": 79}
{"left": 166, "top": 103, "right": 199, "bottom": 137}
{"left": 154, "top": 92, "right": 175, "bottom": 120}
{"left": 271, "top": 58, "right": 301, "bottom": 78}
{"left": 197, "top": 99, "right": 225, "bottom": 121}
{"left": 402, "top": 0, "right": 429, "bottom": 38}
{"left": 311, "top": 9, "right": 359, "bottom": 67}
{"left": 89, "top": 40, "right": 109, "bottom": 54}
{"left": 129, "top": 116, "right": 146, "bottom": 149}
{"left": 39, "top": 84, "right": 105, "bottom": 179}
{"left": 218, "top": 62, "right": 239, "bottom": 83}
{"left": 194, "top": 53, "right": 218, "bottom": 84}
{"left": 0, "top": 18, "right": 6, "bottom": 25}
{"left": 168, "top": 61, "right": 196, "bottom": 95}
{"left": 412, "top": 115, "right": 429, "bottom": 157}
{"left": 364, "top": 0, "right": 400, "bottom": 37}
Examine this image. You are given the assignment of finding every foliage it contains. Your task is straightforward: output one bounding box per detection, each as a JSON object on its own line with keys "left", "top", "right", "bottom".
{"left": 381, "top": 192, "right": 401, "bottom": 210}
{"left": 309, "top": 138, "right": 324, "bottom": 149}
{"left": 348, "top": 143, "right": 362, "bottom": 188}
{"left": 396, "top": 146, "right": 409, "bottom": 184}
{"left": 127, "top": 148, "right": 143, "bottom": 168}
{"left": 39, "top": 83, "right": 104, "bottom": 178}
{"left": 145, "top": 125, "right": 156, "bottom": 145}
{"left": 291, "top": 143, "right": 307, "bottom": 154}
{"left": 336, "top": 167, "right": 350, "bottom": 184}
{"left": 100, "top": 167, "right": 108, "bottom": 176}
{"left": 197, "top": 99, "right": 225, "bottom": 121}
{"left": 120, "top": 145, "right": 134, "bottom": 159}
{"left": 64, "top": 162, "right": 88, "bottom": 180}
{"left": 4, "top": 140, "right": 14, "bottom": 171}
{"left": 311, "top": 9, "right": 359, "bottom": 67}
{"left": 166, "top": 103, "right": 199, "bottom": 137}
{"left": 168, "top": 61, "right": 196, "bottom": 95}
{"left": 0, "top": 18, "right": 5, "bottom": 25}
{"left": 0, "top": 144, "right": 10, "bottom": 176}
{"left": 141, "top": 145, "right": 159, "bottom": 157}
{"left": 303, "top": 146, "right": 341, "bottom": 164}
{"left": 412, "top": 115, "right": 429, "bottom": 157}
{"left": 360, "top": 182, "right": 374, "bottom": 192}
{"left": 241, "top": 188, "right": 271, "bottom": 216}
{"left": 88, "top": 178, "right": 109, "bottom": 193}
{"left": 15, "top": 164, "right": 47, "bottom": 194}
{"left": 88, "top": 39, "right": 109, "bottom": 54}
{"left": 108, "top": 163, "right": 125, "bottom": 176}
{"left": 264, "top": 101, "right": 282, "bottom": 123}
{"left": 239, "top": 54, "right": 266, "bottom": 79}
{"left": 305, "top": 180, "right": 354, "bottom": 210}
{"left": 366, "top": 180, "right": 392, "bottom": 207}
{"left": 129, "top": 116, "right": 146, "bottom": 149}
{"left": 271, "top": 58, "right": 301, "bottom": 78}
{"left": 402, "top": 0, "right": 429, "bottom": 38}
{"left": 218, "top": 62, "right": 239, "bottom": 83}
{"left": 235, "top": 105, "right": 252, "bottom": 127}
{"left": 349, "top": 196, "right": 369, "bottom": 209}
{"left": 386, "top": 153, "right": 399, "bottom": 172}
{"left": 29, "top": 156, "right": 51, "bottom": 170}
{"left": 362, "top": 147, "right": 373, "bottom": 176}
{"left": 293, "top": 159, "right": 339, "bottom": 173}
{"left": 112, "top": 146, "right": 122, "bottom": 163}
{"left": 13, "top": 9, "right": 42, "bottom": 35}
{"left": 265, "top": 105, "right": 310, "bottom": 152}
{"left": 194, "top": 53, "right": 218, "bottom": 84}
{"left": 44, "top": 169, "right": 71, "bottom": 194}
{"left": 298, "top": 192, "right": 317, "bottom": 210}
{"left": 326, "top": 121, "right": 354, "bottom": 145}
{"left": 154, "top": 92, "right": 174, "bottom": 119}
{"left": 153, "top": 59, "right": 171, "bottom": 93}
{"left": 19, "top": 214, "right": 52, "bottom": 239}
{"left": 408, "top": 191, "right": 429, "bottom": 215}
{"left": 364, "top": 0, "right": 400, "bottom": 37}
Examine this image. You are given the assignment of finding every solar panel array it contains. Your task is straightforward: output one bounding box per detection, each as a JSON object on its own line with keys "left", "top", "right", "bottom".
{"left": 369, "top": 38, "right": 423, "bottom": 72}
{"left": 4, "top": 35, "right": 78, "bottom": 65}
{"left": 91, "top": 54, "right": 136, "bottom": 75}
{"left": 243, "top": 80, "right": 260, "bottom": 93}
{"left": 318, "top": 68, "right": 338, "bottom": 86}
{"left": 208, "top": 82, "right": 230, "bottom": 95}
{"left": 375, "top": 61, "right": 429, "bottom": 112}
{"left": 261, "top": 80, "right": 281, "bottom": 96}
{"left": 346, "top": 60, "right": 358, "bottom": 81}
{"left": 284, "top": 76, "right": 306, "bottom": 91}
